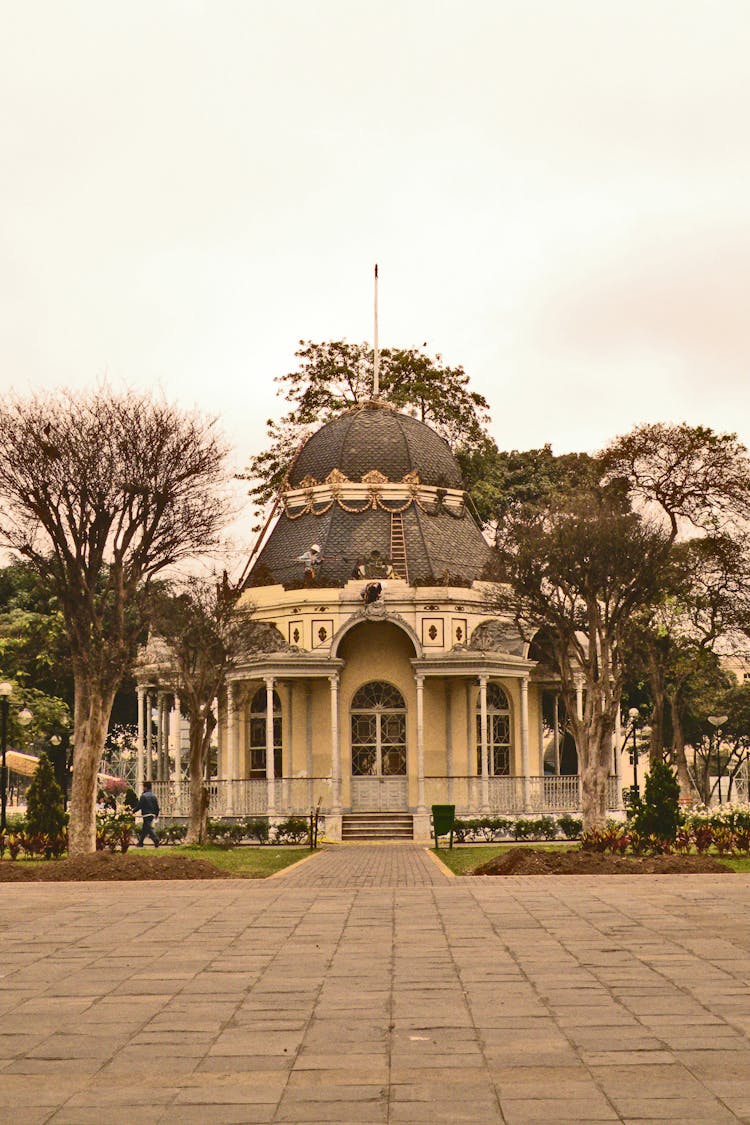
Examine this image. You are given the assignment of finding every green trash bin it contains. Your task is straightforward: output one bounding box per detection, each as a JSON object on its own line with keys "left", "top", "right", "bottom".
{"left": 432, "top": 804, "right": 455, "bottom": 849}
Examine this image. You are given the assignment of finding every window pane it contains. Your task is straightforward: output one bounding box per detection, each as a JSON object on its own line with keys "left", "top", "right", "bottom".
{"left": 351, "top": 681, "right": 405, "bottom": 710}
{"left": 352, "top": 748, "right": 377, "bottom": 776}
{"left": 382, "top": 748, "right": 407, "bottom": 775}
{"left": 352, "top": 715, "right": 377, "bottom": 745}
{"left": 381, "top": 715, "right": 406, "bottom": 744}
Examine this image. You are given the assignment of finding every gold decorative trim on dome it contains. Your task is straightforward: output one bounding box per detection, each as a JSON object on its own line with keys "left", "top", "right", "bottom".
{"left": 282, "top": 470, "right": 466, "bottom": 520}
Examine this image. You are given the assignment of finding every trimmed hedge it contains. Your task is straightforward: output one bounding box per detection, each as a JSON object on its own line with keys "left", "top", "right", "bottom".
{"left": 452, "top": 815, "right": 582, "bottom": 843}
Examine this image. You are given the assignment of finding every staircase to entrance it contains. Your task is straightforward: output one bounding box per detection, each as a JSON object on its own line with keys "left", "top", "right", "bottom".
{"left": 341, "top": 812, "right": 414, "bottom": 841}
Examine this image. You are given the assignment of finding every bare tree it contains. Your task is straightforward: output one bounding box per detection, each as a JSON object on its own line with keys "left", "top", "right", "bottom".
{"left": 0, "top": 388, "right": 229, "bottom": 854}
{"left": 148, "top": 575, "right": 260, "bottom": 844}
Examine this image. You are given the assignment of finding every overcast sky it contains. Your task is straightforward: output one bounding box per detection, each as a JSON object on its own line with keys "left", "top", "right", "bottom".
{"left": 3, "top": 0, "right": 749, "bottom": 548}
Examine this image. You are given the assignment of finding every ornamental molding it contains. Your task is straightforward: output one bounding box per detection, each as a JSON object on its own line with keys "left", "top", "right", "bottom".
{"left": 282, "top": 470, "right": 466, "bottom": 520}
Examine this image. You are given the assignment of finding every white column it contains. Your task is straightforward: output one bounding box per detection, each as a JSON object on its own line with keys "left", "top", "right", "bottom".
{"left": 479, "top": 675, "right": 489, "bottom": 813}
{"left": 416, "top": 674, "right": 426, "bottom": 813}
{"left": 306, "top": 683, "right": 313, "bottom": 809}
{"left": 145, "top": 690, "right": 154, "bottom": 782}
{"left": 466, "top": 681, "right": 476, "bottom": 812}
{"left": 136, "top": 686, "right": 145, "bottom": 795}
{"left": 538, "top": 693, "right": 545, "bottom": 774}
{"left": 553, "top": 692, "right": 561, "bottom": 775}
{"left": 576, "top": 679, "right": 584, "bottom": 721}
{"left": 330, "top": 674, "right": 341, "bottom": 813}
{"left": 172, "top": 695, "right": 182, "bottom": 793}
{"left": 159, "top": 693, "right": 168, "bottom": 783}
{"left": 217, "top": 693, "right": 225, "bottom": 779}
{"left": 614, "top": 706, "right": 623, "bottom": 808}
{"left": 445, "top": 681, "right": 453, "bottom": 806}
{"left": 520, "top": 677, "right": 530, "bottom": 811}
{"left": 285, "top": 684, "right": 293, "bottom": 812}
{"left": 226, "top": 683, "right": 236, "bottom": 815}
{"left": 265, "top": 676, "right": 276, "bottom": 816}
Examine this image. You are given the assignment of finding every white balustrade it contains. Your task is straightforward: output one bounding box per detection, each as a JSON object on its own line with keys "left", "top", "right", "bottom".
{"left": 152, "top": 774, "right": 619, "bottom": 819}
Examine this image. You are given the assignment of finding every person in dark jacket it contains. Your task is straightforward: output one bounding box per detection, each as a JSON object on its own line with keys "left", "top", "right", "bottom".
{"left": 136, "top": 781, "right": 160, "bottom": 847}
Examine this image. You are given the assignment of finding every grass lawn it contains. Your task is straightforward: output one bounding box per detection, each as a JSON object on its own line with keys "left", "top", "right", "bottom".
{"left": 156, "top": 844, "right": 313, "bottom": 877}
{"left": 716, "top": 855, "right": 750, "bottom": 873}
{"left": 433, "top": 844, "right": 575, "bottom": 875}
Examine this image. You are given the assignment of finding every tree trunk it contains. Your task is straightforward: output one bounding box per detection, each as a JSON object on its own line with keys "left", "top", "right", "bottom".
{"left": 669, "top": 696, "right": 694, "bottom": 802}
{"left": 68, "top": 679, "right": 117, "bottom": 856}
{"left": 649, "top": 692, "right": 666, "bottom": 766}
{"left": 185, "top": 711, "right": 214, "bottom": 845}
{"left": 578, "top": 723, "right": 613, "bottom": 833}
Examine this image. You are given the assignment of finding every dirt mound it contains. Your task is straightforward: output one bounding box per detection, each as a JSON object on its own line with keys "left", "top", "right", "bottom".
{"left": 473, "top": 848, "right": 731, "bottom": 876}
{"left": 0, "top": 851, "right": 231, "bottom": 882}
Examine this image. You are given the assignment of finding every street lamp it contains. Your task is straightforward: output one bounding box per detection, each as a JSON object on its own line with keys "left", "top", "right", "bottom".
{"left": 708, "top": 714, "right": 729, "bottom": 805}
{"left": 628, "top": 707, "right": 641, "bottom": 799}
{"left": 0, "top": 683, "right": 33, "bottom": 831}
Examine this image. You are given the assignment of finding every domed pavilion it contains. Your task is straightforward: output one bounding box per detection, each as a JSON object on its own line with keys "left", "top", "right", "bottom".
{"left": 138, "top": 400, "right": 622, "bottom": 839}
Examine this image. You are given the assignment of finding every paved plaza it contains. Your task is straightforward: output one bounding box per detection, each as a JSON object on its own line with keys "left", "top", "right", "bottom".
{"left": 2, "top": 846, "right": 750, "bottom": 1124}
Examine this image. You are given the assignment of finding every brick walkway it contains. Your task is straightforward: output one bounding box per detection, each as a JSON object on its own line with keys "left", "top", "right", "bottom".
{"left": 276, "top": 844, "right": 451, "bottom": 887}
{"left": 2, "top": 860, "right": 750, "bottom": 1123}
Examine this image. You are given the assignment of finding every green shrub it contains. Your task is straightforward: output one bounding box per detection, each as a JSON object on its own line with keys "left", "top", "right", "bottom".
{"left": 512, "top": 819, "right": 532, "bottom": 840}
{"left": 160, "top": 823, "right": 188, "bottom": 844}
{"left": 531, "top": 816, "right": 558, "bottom": 840}
{"left": 274, "top": 816, "right": 309, "bottom": 844}
{"left": 243, "top": 817, "right": 270, "bottom": 844}
{"left": 25, "top": 753, "right": 66, "bottom": 840}
{"left": 632, "top": 760, "right": 682, "bottom": 842}
{"left": 557, "top": 815, "right": 582, "bottom": 840}
{"left": 453, "top": 818, "right": 469, "bottom": 843}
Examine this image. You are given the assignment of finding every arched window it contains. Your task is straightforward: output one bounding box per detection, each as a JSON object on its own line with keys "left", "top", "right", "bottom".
{"left": 476, "top": 683, "right": 511, "bottom": 775}
{"left": 351, "top": 681, "right": 407, "bottom": 777}
{"left": 248, "top": 688, "right": 282, "bottom": 778}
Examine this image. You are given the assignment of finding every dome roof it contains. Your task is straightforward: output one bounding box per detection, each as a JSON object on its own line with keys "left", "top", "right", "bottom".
{"left": 288, "top": 402, "right": 463, "bottom": 489}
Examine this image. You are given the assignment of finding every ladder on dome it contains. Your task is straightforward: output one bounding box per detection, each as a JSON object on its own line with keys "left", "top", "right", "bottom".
{"left": 389, "top": 512, "right": 409, "bottom": 582}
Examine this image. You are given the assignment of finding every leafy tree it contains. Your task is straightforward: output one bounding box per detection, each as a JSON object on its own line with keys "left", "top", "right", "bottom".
{"left": 0, "top": 388, "right": 230, "bottom": 855}
{"left": 602, "top": 422, "right": 750, "bottom": 540}
{"left": 457, "top": 441, "right": 597, "bottom": 529}
{"left": 25, "top": 752, "right": 66, "bottom": 840}
{"left": 493, "top": 470, "right": 673, "bottom": 832}
{"left": 0, "top": 562, "right": 72, "bottom": 700}
{"left": 605, "top": 425, "right": 750, "bottom": 791}
{"left": 243, "top": 340, "right": 491, "bottom": 507}
{"left": 148, "top": 575, "right": 260, "bottom": 844}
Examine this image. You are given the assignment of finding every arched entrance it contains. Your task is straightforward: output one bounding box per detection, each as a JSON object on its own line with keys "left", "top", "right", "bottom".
{"left": 350, "top": 681, "right": 408, "bottom": 811}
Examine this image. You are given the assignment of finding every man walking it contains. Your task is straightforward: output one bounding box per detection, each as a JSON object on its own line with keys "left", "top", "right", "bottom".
{"left": 136, "top": 780, "right": 160, "bottom": 847}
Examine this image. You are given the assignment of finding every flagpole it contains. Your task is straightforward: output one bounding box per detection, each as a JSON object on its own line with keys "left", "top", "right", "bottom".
{"left": 373, "top": 263, "right": 380, "bottom": 398}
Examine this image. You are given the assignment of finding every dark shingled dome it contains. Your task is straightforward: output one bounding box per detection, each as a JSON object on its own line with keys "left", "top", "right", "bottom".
{"left": 246, "top": 403, "right": 492, "bottom": 589}
{"left": 288, "top": 403, "right": 463, "bottom": 488}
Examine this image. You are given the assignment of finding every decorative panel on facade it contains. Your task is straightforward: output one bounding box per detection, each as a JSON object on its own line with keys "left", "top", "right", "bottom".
{"left": 311, "top": 619, "right": 334, "bottom": 648}
{"left": 452, "top": 618, "right": 468, "bottom": 645}
{"left": 421, "top": 617, "right": 445, "bottom": 647}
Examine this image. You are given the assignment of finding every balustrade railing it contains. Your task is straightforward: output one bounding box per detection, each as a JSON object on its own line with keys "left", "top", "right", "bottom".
{"left": 154, "top": 774, "right": 620, "bottom": 817}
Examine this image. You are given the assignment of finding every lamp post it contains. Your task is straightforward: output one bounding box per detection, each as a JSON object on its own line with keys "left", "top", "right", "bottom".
{"left": 0, "top": 683, "right": 33, "bottom": 831}
{"left": 628, "top": 707, "right": 640, "bottom": 799}
{"left": 0, "top": 682, "right": 11, "bottom": 832}
{"left": 708, "top": 714, "right": 729, "bottom": 805}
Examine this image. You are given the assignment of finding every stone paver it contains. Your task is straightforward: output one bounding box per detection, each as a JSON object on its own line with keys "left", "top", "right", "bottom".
{"left": 1, "top": 850, "right": 749, "bottom": 1122}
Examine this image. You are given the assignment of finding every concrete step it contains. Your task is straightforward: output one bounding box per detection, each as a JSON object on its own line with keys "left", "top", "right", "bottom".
{"left": 341, "top": 812, "right": 414, "bottom": 840}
